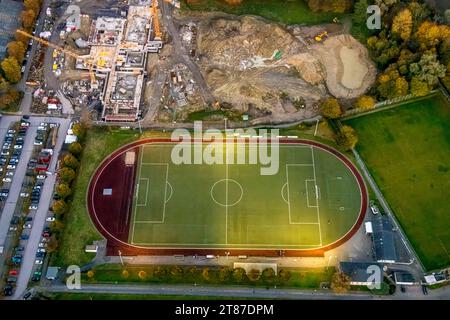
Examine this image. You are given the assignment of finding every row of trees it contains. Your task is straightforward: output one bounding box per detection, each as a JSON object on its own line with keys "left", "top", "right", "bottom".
{"left": 0, "top": 0, "right": 42, "bottom": 110}
{"left": 307, "top": 0, "right": 353, "bottom": 13}
{"left": 48, "top": 123, "right": 85, "bottom": 253}
{"left": 361, "top": 0, "right": 450, "bottom": 98}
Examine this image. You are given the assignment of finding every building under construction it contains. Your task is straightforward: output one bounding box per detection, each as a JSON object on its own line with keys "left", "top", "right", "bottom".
{"left": 77, "top": 0, "right": 163, "bottom": 122}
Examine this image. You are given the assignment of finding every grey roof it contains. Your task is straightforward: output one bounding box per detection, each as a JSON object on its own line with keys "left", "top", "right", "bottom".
{"left": 0, "top": 0, "right": 23, "bottom": 59}
{"left": 339, "top": 261, "right": 383, "bottom": 283}
{"left": 46, "top": 266, "right": 60, "bottom": 279}
{"left": 394, "top": 271, "right": 415, "bottom": 283}
{"left": 372, "top": 215, "right": 397, "bottom": 262}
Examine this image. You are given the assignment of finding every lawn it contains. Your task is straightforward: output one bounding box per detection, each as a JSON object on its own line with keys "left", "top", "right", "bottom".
{"left": 345, "top": 93, "right": 450, "bottom": 271}
{"left": 80, "top": 263, "right": 335, "bottom": 289}
{"left": 46, "top": 292, "right": 261, "bottom": 300}
{"left": 181, "top": 0, "right": 346, "bottom": 25}
{"left": 100, "top": 140, "right": 364, "bottom": 250}
{"left": 54, "top": 127, "right": 140, "bottom": 267}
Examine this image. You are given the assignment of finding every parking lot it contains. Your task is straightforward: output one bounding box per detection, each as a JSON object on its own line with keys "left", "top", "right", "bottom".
{"left": 0, "top": 115, "right": 71, "bottom": 298}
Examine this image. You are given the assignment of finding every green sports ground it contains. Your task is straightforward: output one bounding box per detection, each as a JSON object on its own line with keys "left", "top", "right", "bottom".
{"left": 128, "top": 140, "right": 365, "bottom": 250}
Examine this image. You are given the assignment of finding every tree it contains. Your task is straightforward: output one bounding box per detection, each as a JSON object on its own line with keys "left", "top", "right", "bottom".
{"left": 68, "top": 142, "right": 82, "bottom": 157}
{"left": 415, "top": 21, "right": 450, "bottom": 49}
{"left": 331, "top": 271, "right": 351, "bottom": 293}
{"left": 56, "top": 183, "right": 71, "bottom": 199}
{"left": 50, "top": 220, "right": 64, "bottom": 233}
{"left": 58, "top": 167, "right": 76, "bottom": 184}
{"left": 278, "top": 269, "right": 291, "bottom": 282}
{"left": 353, "top": 0, "right": 369, "bottom": 26}
{"left": 14, "top": 29, "right": 30, "bottom": 45}
{"left": 138, "top": 270, "right": 147, "bottom": 280}
{"left": 170, "top": 266, "right": 183, "bottom": 280}
{"left": 374, "top": 0, "right": 397, "bottom": 14}
{"left": 46, "top": 235, "right": 59, "bottom": 253}
{"left": 153, "top": 266, "right": 166, "bottom": 280}
{"left": 52, "top": 200, "right": 68, "bottom": 215}
{"left": 336, "top": 125, "right": 358, "bottom": 150}
{"left": 7, "top": 41, "right": 26, "bottom": 62}
{"left": 62, "top": 154, "right": 79, "bottom": 170}
{"left": 247, "top": 269, "right": 261, "bottom": 282}
{"left": 233, "top": 268, "right": 247, "bottom": 283}
{"left": 87, "top": 270, "right": 95, "bottom": 279}
{"left": 446, "top": 10, "right": 450, "bottom": 25}
{"left": 219, "top": 266, "right": 232, "bottom": 282}
{"left": 355, "top": 95, "right": 376, "bottom": 110}
{"left": 392, "top": 9, "right": 413, "bottom": 41}
{"left": 24, "top": 0, "right": 41, "bottom": 13}
{"left": 0, "top": 88, "right": 21, "bottom": 110}
{"left": 20, "top": 10, "right": 37, "bottom": 29}
{"left": 410, "top": 76, "right": 430, "bottom": 97}
{"left": 307, "top": 0, "right": 352, "bottom": 13}
{"left": 202, "top": 268, "right": 212, "bottom": 281}
{"left": 261, "top": 268, "right": 276, "bottom": 283}
{"left": 71, "top": 123, "right": 86, "bottom": 139}
{"left": 409, "top": 52, "right": 446, "bottom": 87}
{"left": 408, "top": 2, "right": 430, "bottom": 31}
{"left": 121, "top": 269, "right": 129, "bottom": 279}
{"left": 377, "top": 67, "right": 408, "bottom": 99}
{"left": 1, "top": 57, "right": 21, "bottom": 83}
{"left": 321, "top": 98, "right": 342, "bottom": 119}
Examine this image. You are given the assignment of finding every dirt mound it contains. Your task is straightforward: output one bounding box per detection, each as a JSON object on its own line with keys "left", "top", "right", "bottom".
{"left": 193, "top": 14, "right": 376, "bottom": 121}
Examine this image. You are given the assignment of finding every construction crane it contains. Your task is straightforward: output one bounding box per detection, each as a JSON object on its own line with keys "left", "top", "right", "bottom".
{"left": 16, "top": 29, "right": 99, "bottom": 86}
{"left": 152, "top": 0, "right": 162, "bottom": 40}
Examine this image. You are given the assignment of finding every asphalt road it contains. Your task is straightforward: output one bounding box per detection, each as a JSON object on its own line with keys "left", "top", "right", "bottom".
{"left": 40, "top": 282, "right": 450, "bottom": 300}
{"left": 11, "top": 117, "right": 71, "bottom": 299}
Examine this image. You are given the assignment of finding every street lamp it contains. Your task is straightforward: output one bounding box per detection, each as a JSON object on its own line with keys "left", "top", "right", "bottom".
{"left": 118, "top": 250, "right": 124, "bottom": 267}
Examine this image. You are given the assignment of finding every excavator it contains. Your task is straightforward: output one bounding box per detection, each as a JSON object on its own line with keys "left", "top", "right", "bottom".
{"left": 314, "top": 31, "right": 328, "bottom": 42}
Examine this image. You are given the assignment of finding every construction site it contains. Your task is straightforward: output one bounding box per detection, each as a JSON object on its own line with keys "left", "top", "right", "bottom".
{"left": 19, "top": 0, "right": 377, "bottom": 126}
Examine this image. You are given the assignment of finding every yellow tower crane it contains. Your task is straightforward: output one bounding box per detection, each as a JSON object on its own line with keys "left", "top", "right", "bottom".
{"left": 152, "top": 0, "right": 162, "bottom": 41}
{"left": 16, "top": 29, "right": 99, "bottom": 86}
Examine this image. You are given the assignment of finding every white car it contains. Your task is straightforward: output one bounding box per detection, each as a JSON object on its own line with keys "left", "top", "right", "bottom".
{"left": 34, "top": 259, "right": 43, "bottom": 265}
{"left": 370, "top": 204, "right": 380, "bottom": 215}
{"left": 13, "top": 145, "right": 23, "bottom": 149}
{"left": 23, "top": 223, "right": 32, "bottom": 229}
{"left": 36, "top": 174, "right": 46, "bottom": 180}
{"left": 2, "top": 177, "right": 12, "bottom": 183}
{"left": 34, "top": 141, "right": 43, "bottom": 146}
{"left": 7, "top": 165, "right": 15, "bottom": 170}
{"left": 37, "top": 248, "right": 46, "bottom": 253}
{"left": 6, "top": 171, "right": 14, "bottom": 177}
{"left": 38, "top": 242, "right": 46, "bottom": 248}
{"left": 29, "top": 205, "right": 38, "bottom": 210}
{"left": 20, "top": 193, "right": 30, "bottom": 197}
{"left": 45, "top": 217, "right": 55, "bottom": 222}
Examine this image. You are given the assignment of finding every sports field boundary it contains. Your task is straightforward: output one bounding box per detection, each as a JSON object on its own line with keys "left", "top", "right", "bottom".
{"left": 87, "top": 138, "right": 368, "bottom": 257}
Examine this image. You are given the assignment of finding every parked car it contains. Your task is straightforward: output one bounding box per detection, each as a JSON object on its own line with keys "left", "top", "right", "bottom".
{"left": 35, "top": 259, "right": 43, "bottom": 265}
{"left": 3, "top": 284, "right": 13, "bottom": 296}
{"left": 422, "top": 285, "right": 428, "bottom": 295}
{"left": 31, "top": 272, "right": 41, "bottom": 281}
{"left": 36, "top": 252, "right": 45, "bottom": 258}
{"left": 7, "top": 164, "right": 16, "bottom": 170}
{"left": 37, "top": 248, "right": 46, "bottom": 253}
{"left": 20, "top": 192, "right": 30, "bottom": 197}
{"left": 29, "top": 204, "right": 38, "bottom": 210}
{"left": 46, "top": 217, "right": 55, "bottom": 222}
{"left": 36, "top": 174, "right": 46, "bottom": 180}
{"left": 9, "top": 270, "right": 19, "bottom": 276}
{"left": 23, "top": 223, "right": 32, "bottom": 229}
{"left": 2, "top": 177, "right": 12, "bottom": 183}
{"left": 20, "top": 234, "right": 29, "bottom": 240}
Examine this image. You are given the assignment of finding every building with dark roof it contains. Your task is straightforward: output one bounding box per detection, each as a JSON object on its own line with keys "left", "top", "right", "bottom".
{"left": 372, "top": 215, "right": 397, "bottom": 263}
{"left": 0, "top": 0, "right": 23, "bottom": 59}
{"left": 339, "top": 261, "right": 383, "bottom": 286}
{"left": 394, "top": 271, "right": 416, "bottom": 286}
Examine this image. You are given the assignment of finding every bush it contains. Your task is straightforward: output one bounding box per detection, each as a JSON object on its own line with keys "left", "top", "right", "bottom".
{"left": 52, "top": 200, "right": 68, "bottom": 215}
{"left": 233, "top": 267, "right": 247, "bottom": 283}
{"left": 62, "top": 154, "right": 79, "bottom": 170}
{"left": 68, "top": 142, "right": 82, "bottom": 157}
{"left": 56, "top": 183, "right": 71, "bottom": 199}
{"left": 58, "top": 167, "right": 76, "bottom": 184}
{"left": 321, "top": 98, "right": 342, "bottom": 119}
{"left": 247, "top": 269, "right": 261, "bottom": 282}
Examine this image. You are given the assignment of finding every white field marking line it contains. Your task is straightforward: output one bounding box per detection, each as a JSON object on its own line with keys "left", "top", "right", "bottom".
{"left": 133, "top": 163, "right": 169, "bottom": 226}
{"left": 285, "top": 164, "right": 292, "bottom": 224}
{"left": 136, "top": 178, "right": 149, "bottom": 207}
{"left": 131, "top": 148, "right": 145, "bottom": 244}
{"left": 305, "top": 179, "right": 318, "bottom": 208}
{"left": 225, "top": 143, "right": 229, "bottom": 245}
{"left": 281, "top": 183, "right": 289, "bottom": 204}
{"left": 131, "top": 242, "right": 323, "bottom": 247}
{"left": 165, "top": 181, "right": 173, "bottom": 203}
{"left": 310, "top": 145, "right": 322, "bottom": 246}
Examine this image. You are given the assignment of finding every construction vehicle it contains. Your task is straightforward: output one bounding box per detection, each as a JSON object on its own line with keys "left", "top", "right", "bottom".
{"left": 314, "top": 31, "right": 328, "bottom": 42}
{"left": 16, "top": 29, "right": 100, "bottom": 87}
{"left": 152, "top": 0, "right": 162, "bottom": 40}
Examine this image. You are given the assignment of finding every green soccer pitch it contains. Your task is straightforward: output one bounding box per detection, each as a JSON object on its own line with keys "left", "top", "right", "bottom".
{"left": 127, "top": 140, "right": 365, "bottom": 251}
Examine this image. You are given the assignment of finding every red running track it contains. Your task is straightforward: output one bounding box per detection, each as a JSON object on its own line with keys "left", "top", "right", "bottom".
{"left": 87, "top": 138, "right": 368, "bottom": 257}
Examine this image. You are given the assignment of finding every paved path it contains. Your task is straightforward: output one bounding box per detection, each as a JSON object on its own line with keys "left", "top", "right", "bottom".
{"left": 39, "top": 282, "right": 449, "bottom": 300}
{"left": 9, "top": 117, "right": 71, "bottom": 299}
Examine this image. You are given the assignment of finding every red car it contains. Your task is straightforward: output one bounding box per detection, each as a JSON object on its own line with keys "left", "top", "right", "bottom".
{"left": 9, "top": 270, "right": 19, "bottom": 276}
{"left": 42, "top": 232, "right": 50, "bottom": 238}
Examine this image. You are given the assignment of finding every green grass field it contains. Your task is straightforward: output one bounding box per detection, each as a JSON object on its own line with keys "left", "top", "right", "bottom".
{"left": 181, "top": 0, "right": 346, "bottom": 25}
{"left": 129, "top": 141, "right": 362, "bottom": 249}
{"left": 345, "top": 93, "right": 450, "bottom": 271}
